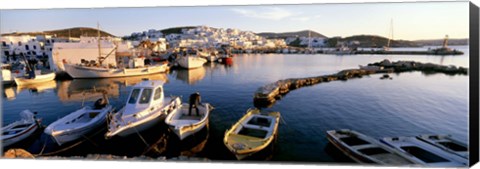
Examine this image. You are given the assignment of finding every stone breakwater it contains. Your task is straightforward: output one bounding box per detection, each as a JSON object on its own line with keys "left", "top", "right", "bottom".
{"left": 253, "top": 59, "right": 468, "bottom": 107}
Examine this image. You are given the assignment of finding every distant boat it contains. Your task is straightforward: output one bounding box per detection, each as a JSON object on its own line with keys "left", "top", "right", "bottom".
{"left": 2, "top": 110, "right": 41, "bottom": 147}
{"left": 44, "top": 94, "right": 112, "bottom": 146}
{"left": 14, "top": 72, "right": 56, "bottom": 86}
{"left": 380, "top": 136, "right": 468, "bottom": 167}
{"left": 175, "top": 55, "right": 207, "bottom": 69}
{"left": 326, "top": 129, "right": 419, "bottom": 165}
{"left": 224, "top": 108, "right": 280, "bottom": 160}
{"left": 165, "top": 103, "right": 211, "bottom": 140}
{"left": 105, "top": 80, "right": 181, "bottom": 138}
{"left": 416, "top": 134, "right": 468, "bottom": 159}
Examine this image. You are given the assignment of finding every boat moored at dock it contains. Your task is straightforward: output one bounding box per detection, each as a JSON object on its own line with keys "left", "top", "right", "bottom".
{"left": 416, "top": 134, "right": 468, "bottom": 159}
{"left": 326, "top": 129, "right": 419, "bottom": 166}
{"left": 44, "top": 93, "right": 113, "bottom": 146}
{"left": 14, "top": 71, "right": 56, "bottom": 86}
{"left": 380, "top": 136, "right": 468, "bottom": 167}
{"left": 63, "top": 61, "right": 169, "bottom": 78}
{"left": 224, "top": 108, "right": 280, "bottom": 160}
{"left": 105, "top": 80, "right": 181, "bottom": 138}
{"left": 165, "top": 103, "right": 211, "bottom": 140}
{"left": 175, "top": 55, "right": 207, "bottom": 69}
{"left": 2, "top": 110, "right": 41, "bottom": 147}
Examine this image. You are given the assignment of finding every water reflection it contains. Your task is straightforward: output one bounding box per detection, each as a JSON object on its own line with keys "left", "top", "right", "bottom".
{"left": 16, "top": 80, "right": 57, "bottom": 94}
{"left": 3, "top": 86, "right": 16, "bottom": 100}
{"left": 57, "top": 73, "right": 168, "bottom": 103}
{"left": 174, "top": 67, "right": 206, "bottom": 85}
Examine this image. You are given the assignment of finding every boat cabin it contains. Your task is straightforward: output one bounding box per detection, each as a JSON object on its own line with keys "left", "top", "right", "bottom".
{"left": 123, "top": 80, "right": 165, "bottom": 117}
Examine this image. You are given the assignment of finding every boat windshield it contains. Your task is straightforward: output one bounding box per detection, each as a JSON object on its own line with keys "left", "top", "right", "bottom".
{"left": 128, "top": 89, "right": 141, "bottom": 104}
{"left": 139, "top": 89, "right": 153, "bottom": 104}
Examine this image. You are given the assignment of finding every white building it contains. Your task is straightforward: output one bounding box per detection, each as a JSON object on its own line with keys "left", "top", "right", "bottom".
{"left": 50, "top": 38, "right": 117, "bottom": 71}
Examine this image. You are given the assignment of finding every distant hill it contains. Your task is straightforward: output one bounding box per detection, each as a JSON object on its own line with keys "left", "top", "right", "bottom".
{"left": 2, "top": 27, "right": 115, "bottom": 38}
{"left": 327, "top": 35, "right": 420, "bottom": 48}
{"left": 258, "top": 30, "right": 328, "bottom": 39}
{"left": 413, "top": 38, "right": 468, "bottom": 46}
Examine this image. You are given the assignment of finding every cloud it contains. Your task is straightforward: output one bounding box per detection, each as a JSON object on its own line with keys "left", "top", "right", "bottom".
{"left": 230, "top": 7, "right": 294, "bottom": 20}
{"left": 291, "top": 17, "right": 310, "bottom": 22}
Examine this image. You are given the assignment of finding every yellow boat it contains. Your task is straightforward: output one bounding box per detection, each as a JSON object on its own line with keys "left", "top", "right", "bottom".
{"left": 223, "top": 108, "right": 280, "bottom": 160}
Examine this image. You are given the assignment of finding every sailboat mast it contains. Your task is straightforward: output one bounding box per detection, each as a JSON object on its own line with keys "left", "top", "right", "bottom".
{"left": 97, "top": 22, "right": 102, "bottom": 65}
{"left": 386, "top": 19, "right": 393, "bottom": 49}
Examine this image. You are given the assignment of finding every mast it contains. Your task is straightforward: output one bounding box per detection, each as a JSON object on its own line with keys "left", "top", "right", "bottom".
{"left": 385, "top": 19, "right": 393, "bottom": 51}
{"left": 97, "top": 22, "right": 103, "bottom": 65}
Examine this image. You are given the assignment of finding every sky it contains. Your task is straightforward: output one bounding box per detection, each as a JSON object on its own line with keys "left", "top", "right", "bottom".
{"left": 0, "top": 1, "right": 470, "bottom": 41}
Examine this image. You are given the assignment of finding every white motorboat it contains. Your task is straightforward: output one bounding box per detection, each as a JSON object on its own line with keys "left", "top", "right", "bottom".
{"left": 165, "top": 103, "right": 211, "bottom": 140}
{"left": 326, "top": 129, "right": 418, "bottom": 165}
{"left": 2, "top": 110, "right": 41, "bottom": 147}
{"left": 44, "top": 94, "right": 113, "bottom": 146}
{"left": 14, "top": 72, "right": 56, "bottom": 86}
{"left": 175, "top": 56, "right": 207, "bottom": 69}
{"left": 105, "top": 80, "right": 181, "bottom": 138}
{"left": 380, "top": 136, "right": 468, "bottom": 167}
{"left": 63, "top": 62, "right": 169, "bottom": 79}
{"left": 224, "top": 108, "right": 280, "bottom": 160}
{"left": 416, "top": 134, "right": 468, "bottom": 159}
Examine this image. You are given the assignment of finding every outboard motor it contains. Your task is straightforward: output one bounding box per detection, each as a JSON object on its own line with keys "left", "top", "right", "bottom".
{"left": 94, "top": 98, "right": 107, "bottom": 109}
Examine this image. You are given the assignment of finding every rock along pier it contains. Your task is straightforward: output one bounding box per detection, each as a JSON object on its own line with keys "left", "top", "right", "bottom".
{"left": 253, "top": 59, "right": 468, "bottom": 107}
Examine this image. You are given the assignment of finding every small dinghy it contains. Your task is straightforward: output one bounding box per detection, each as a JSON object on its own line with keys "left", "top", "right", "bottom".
{"left": 2, "top": 110, "right": 41, "bottom": 147}
{"left": 416, "top": 134, "right": 468, "bottom": 159}
{"left": 380, "top": 136, "right": 468, "bottom": 167}
{"left": 326, "top": 129, "right": 418, "bottom": 165}
{"left": 223, "top": 108, "right": 280, "bottom": 160}
{"left": 14, "top": 71, "right": 56, "bottom": 86}
{"left": 44, "top": 94, "right": 112, "bottom": 146}
{"left": 106, "top": 80, "right": 181, "bottom": 138}
{"left": 165, "top": 103, "right": 211, "bottom": 140}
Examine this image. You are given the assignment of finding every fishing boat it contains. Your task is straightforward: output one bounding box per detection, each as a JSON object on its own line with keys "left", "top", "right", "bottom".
{"left": 63, "top": 62, "right": 169, "bottom": 78}
{"left": 416, "top": 134, "right": 468, "bottom": 159}
{"left": 175, "top": 55, "right": 207, "bottom": 69}
{"left": 62, "top": 24, "right": 169, "bottom": 78}
{"left": 223, "top": 108, "right": 280, "bottom": 160}
{"left": 165, "top": 102, "right": 211, "bottom": 140}
{"left": 105, "top": 80, "right": 181, "bottom": 138}
{"left": 197, "top": 50, "right": 218, "bottom": 62}
{"left": 44, "top": 93, "right": 112, "bottom": 146}
{"left": 14, "top": 71, "right": 56, "bottom": 86}
{"left": 380, "top": 136, "right": 468, "bottom": 167}
{"left": 2, "top": 110, "right": 41, "bottom": 147}
{"left": 326, "top": 129, "right": 418, "bottom": 165}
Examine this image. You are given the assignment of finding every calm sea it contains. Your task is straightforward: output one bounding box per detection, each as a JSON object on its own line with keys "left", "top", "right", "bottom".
{"left": 1, "top": 46, "right": 469, "bottom": 162}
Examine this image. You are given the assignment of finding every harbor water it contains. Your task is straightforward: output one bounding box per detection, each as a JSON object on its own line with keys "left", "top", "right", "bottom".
{"left": 1, "top": 46, "right": 469, "bottom": 162}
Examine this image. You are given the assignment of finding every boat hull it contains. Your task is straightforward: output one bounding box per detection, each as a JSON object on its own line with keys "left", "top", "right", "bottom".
{"left": 2, "top": 122, "right": 39, "bottom": 147}
{"left": 44, "top": 105, "right": 112, "bottom": 146}
{"left": 223, "top": 109, "right": 280, "bottom": 160}
{"left": 166, "top": 104, "right": 210, "bottom": 140}
{"left": 14, "top": 72, "right": 56, "bottom": 85}
{"left": 106, "top": 97, "right": 182, "bottom": 138}
{"left": 64, "top": 63, "right": 169, "bottom": 78}
{"left": 176, "top": 56, "right": 207, "bottom": 69}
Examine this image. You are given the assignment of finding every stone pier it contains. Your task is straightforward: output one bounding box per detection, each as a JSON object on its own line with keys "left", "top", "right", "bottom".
{"left": 253, "top": 59, "right": 468, "bottom": 107}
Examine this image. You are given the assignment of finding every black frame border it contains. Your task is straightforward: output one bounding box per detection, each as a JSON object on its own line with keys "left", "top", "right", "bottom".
{"left": 469, "top": 1, "right": 479, "bottom": 167}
